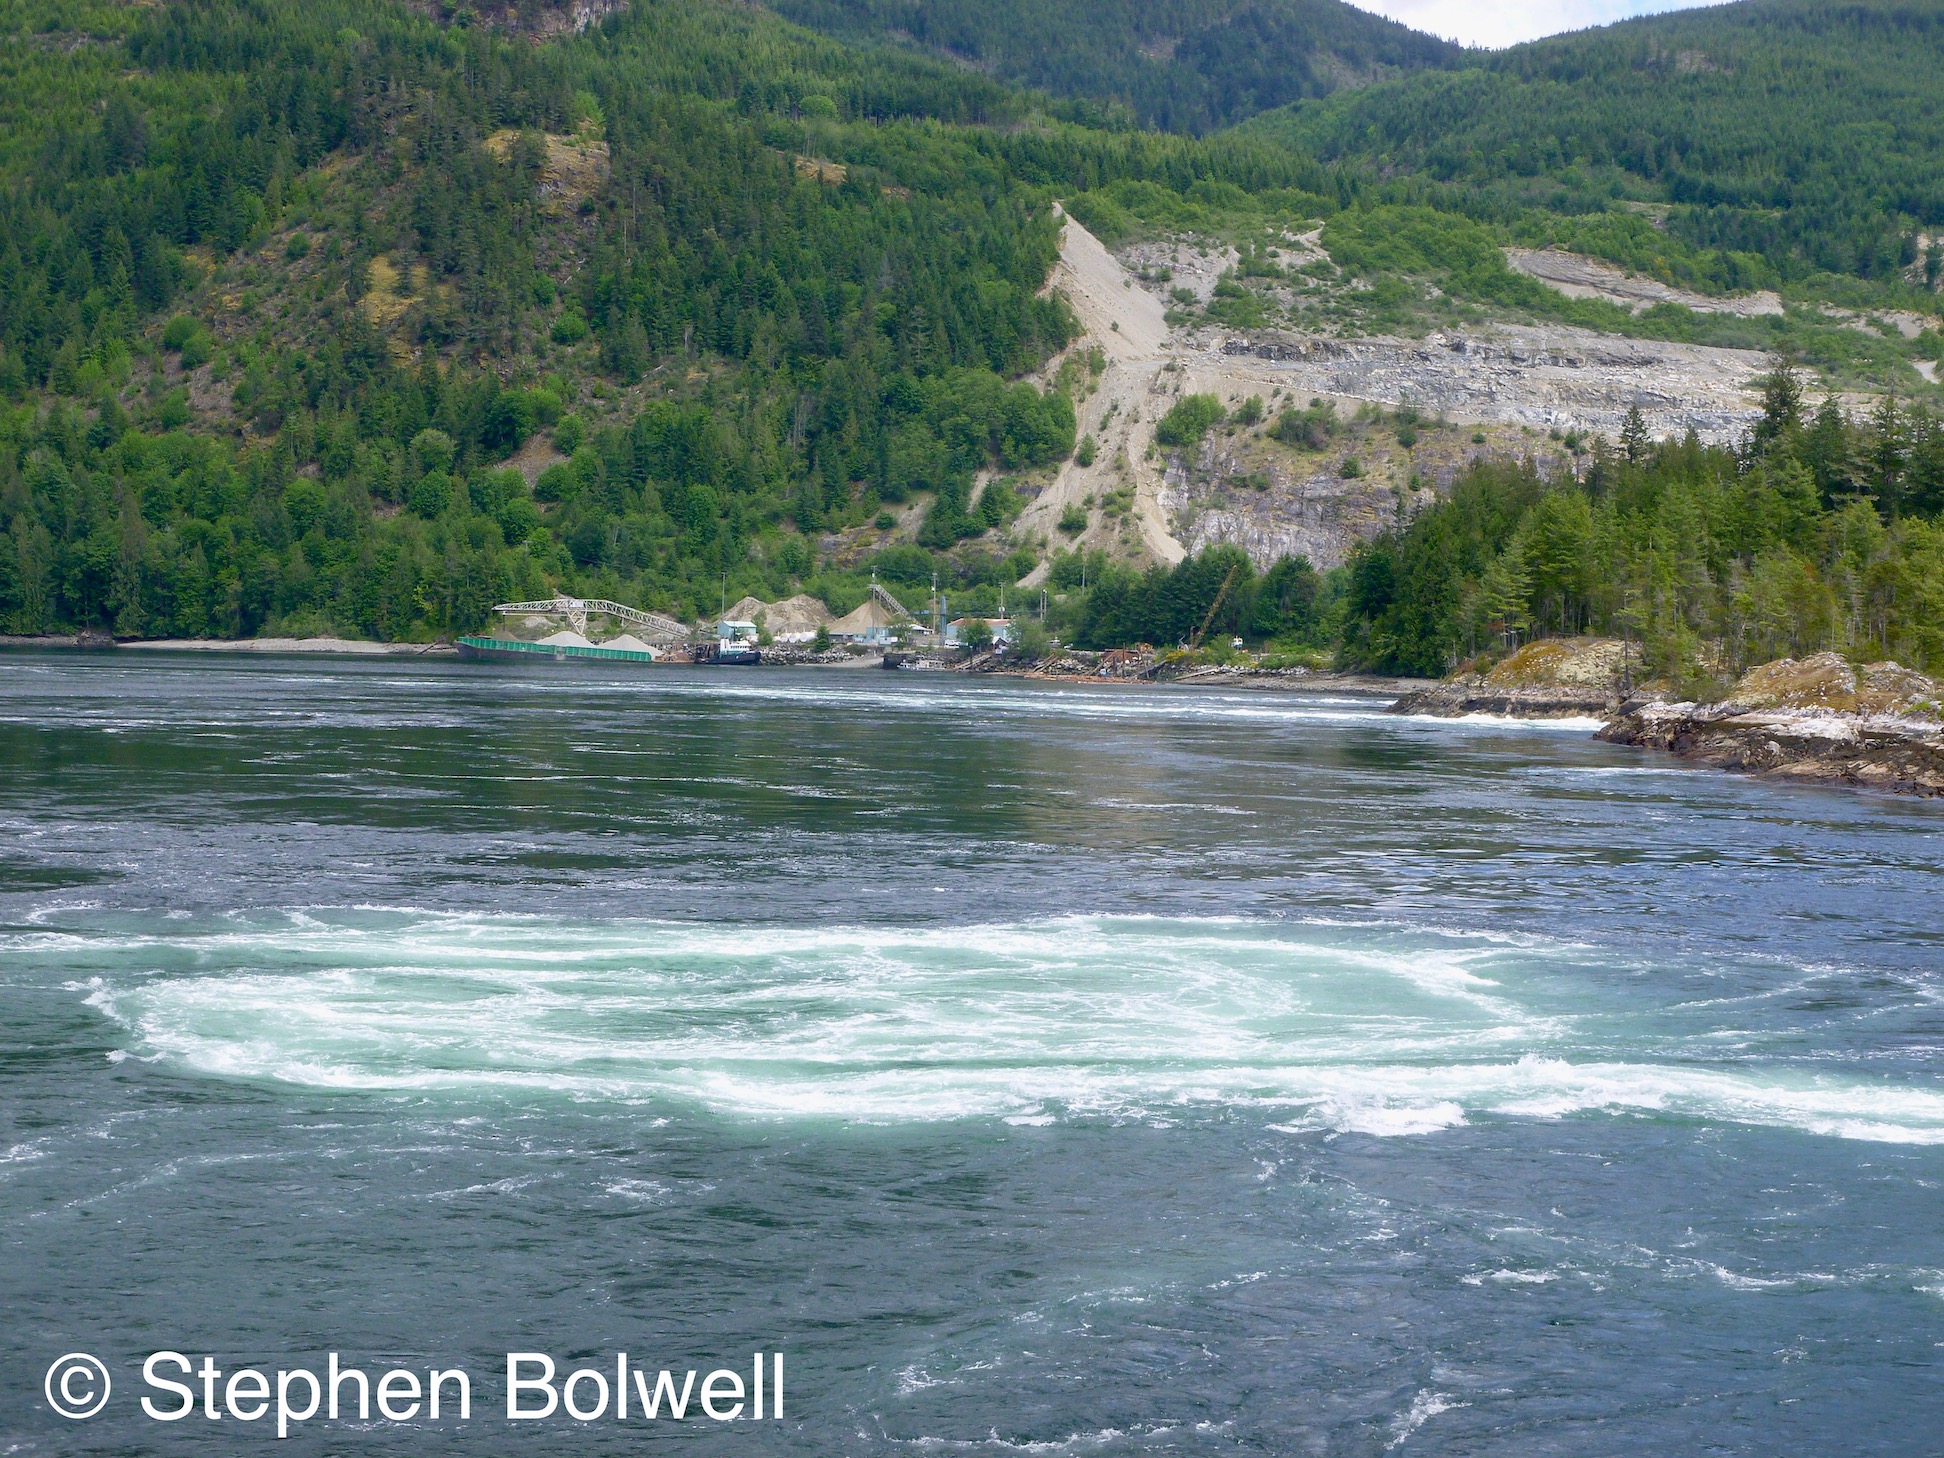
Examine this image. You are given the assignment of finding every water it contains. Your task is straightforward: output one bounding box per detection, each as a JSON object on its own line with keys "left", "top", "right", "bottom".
{"left": 3, "top": 652, "right": 1942, "bottom": 1454}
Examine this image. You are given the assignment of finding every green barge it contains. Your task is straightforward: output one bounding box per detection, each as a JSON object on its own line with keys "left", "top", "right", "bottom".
{"left": 457, "top": 636, "right": 663, "bottom": 664}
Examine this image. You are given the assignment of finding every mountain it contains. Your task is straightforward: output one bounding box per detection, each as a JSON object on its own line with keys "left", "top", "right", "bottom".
{"left": 0, "top": 0, "right": 1939, "bottom": 680}
{"left": 1246, "top": 0, "right": 1944, "bottom": 284}
{"left": 0, "top": 0, "right": 1319, "bottom": 641}
{"left": 758, "top": 0, "right": 1463, "bottom": 133}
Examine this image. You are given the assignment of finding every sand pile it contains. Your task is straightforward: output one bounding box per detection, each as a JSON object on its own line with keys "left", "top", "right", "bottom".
{"left": 537, "top": 630, "right": 595, "bottom": 647}
{"left": 831, "top": 599, "right": 906, "bottom": 636}
{"left": 725, "top": 594, "right": 835, "bottom": 640}
{"left": 599, "top": 634, "right": 657, "bottom": 655}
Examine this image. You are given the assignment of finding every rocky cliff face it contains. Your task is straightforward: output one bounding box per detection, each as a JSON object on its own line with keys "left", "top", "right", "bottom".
{"left": 1163, "top": 416, "right": 1584, "bottom": 571}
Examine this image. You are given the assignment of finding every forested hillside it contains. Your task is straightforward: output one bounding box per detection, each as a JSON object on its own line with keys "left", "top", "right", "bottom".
{"left": 4, "top": 0, "right": 1943, "bottom": 674}
{"left": 1247, "top": 0, "right": 1944, "bottom": 287}
{"left": 759, "top": 0, "right": 1459, "bottom": 134}
{"left": 0, "top": 0, "right": 1323, "bottom": 640}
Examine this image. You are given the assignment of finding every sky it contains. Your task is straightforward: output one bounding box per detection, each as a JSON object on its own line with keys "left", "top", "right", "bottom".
{"left": 1352, "top": 0, "right": 1725, "bottom": 49}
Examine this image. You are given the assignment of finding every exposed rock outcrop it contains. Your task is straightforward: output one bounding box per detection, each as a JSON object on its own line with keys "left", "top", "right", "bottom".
{"left": 1389, "top": 638, "right": 1634, "bottom": 718}
{"left": 1597, "top": 654, "right": 1944, "bottom": 795}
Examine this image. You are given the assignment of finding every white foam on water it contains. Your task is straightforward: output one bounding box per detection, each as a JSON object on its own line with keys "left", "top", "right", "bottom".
{"left": 602, "top": 1177, "right": 673, "bottom": 1204}
{"left": 902, "top": 1427, "right": 1138, "bottom": 1453}
{"left": 1448, "top": 713, "right": 1607, "bottom": 733}
{"left": 60, "top": 913, "right": 1944, "bottom": 1144}
{"left": 1462, "top": 1268, "right": 1559, "bottom": 1286}
{"left": 1388, "top": 1389, "right": 1466, "bottom": 1449}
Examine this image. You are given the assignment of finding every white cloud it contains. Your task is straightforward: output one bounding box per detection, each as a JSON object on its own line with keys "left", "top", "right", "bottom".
{"left": 1351, "top": 0, "right": 1726, "bottom": 50}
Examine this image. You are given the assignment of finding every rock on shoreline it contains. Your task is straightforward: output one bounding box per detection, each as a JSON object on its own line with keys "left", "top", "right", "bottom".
{"left": 1390, "top": 640, "right": 1944, "bottom": 796}
{"left": 1597, "top": 656, "right": 1944, "bottom": 796}
{"left": 1388, "top": 638, "right": 1633, "bottom": 719}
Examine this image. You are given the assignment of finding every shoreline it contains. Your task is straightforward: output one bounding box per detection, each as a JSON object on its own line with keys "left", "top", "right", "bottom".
{"left": 0, "top": 634, "right": 457, "bottom": 656}
{"left": 10, "top": 634, "right": 1939, "bottom": 796}
{"left": 972, "top": 663, "right": 1431, "bottom": 698}
{"left": 1388, "top": 646, "right": 1944, "bottom": 798}
{"left": 0, "top": 634, "right": 1425, "bottom": 695}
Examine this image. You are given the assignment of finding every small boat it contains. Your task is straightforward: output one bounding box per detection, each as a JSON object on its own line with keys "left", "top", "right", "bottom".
{"left": 696, "top": 619, "right": 761, "bottom": 665}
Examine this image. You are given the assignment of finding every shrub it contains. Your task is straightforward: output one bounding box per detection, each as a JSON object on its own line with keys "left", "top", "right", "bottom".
{"left": 1273, "top": 398, "right": 1338, "bottom": 448}
{"left": 282, "top": 478, "right": 325, "bottom": 535}
{"left": 525, "top": 387, "right": 564, "bottom": 426}
{"left": 481, "top": 392, "right": 536, "bottom": 455}
{"left": 152, "top": 389, "right": 191, "bottom": 430}
{"left": 978, "top": 478, "right": 1025, "bottom": 529}
{"left": 1154, "top": 393, "right": 1226, "bottom": 447}
{"left": 1059, "top": 503, "right": 1088, "bottom": 534}
{"left": 1075, "top": 434, "right": 1097, "bottom": 466}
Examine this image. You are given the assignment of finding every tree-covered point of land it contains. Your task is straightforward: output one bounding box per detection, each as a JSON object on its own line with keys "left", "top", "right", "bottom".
{"left": 1331, "top": 376, "right": 1944, "bottom": 683}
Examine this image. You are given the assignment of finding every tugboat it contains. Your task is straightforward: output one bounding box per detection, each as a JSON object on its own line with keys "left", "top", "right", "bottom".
{"left": 697, "top": 619, "right": 762, "bottom": 665}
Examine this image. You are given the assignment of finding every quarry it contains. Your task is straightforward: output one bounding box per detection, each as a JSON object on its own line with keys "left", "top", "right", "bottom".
{"left": 1021, "top": 210, "right": 1922, "bottom": 576}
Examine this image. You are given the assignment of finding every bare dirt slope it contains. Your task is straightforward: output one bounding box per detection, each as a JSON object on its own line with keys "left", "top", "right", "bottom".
{"left": 1020, "top": 209, "right": 1182, "bottom": 576}
{"left": 1506, "top": 248, "right": 1782, "bottom": 317}
{"left": 1018, "top": 212, "right": 1784, "bottom": 578}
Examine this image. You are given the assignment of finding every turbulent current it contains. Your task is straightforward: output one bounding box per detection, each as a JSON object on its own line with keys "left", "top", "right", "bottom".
{"left": 64, "top": 912, "right": 1944, "bottom": 1143}
{"left": 3, "top": 654, "right": 1942, "bottom": 1454}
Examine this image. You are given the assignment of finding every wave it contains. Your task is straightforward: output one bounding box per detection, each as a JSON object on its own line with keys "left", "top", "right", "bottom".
{"left": 51, "top": 912, "right": 1944, "bottom": 1143}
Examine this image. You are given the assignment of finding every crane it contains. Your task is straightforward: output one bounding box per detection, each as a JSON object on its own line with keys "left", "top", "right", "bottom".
{"left": 1184, "top": 563, "right": 1242, "bottom": 652}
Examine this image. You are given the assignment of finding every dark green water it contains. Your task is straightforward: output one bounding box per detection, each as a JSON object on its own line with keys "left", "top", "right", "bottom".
{"left": 3, "top": 652, "right": 1942, "bottom": 1454}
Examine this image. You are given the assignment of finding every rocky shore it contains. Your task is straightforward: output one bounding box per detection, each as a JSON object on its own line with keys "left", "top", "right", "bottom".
{"left": 1391, "top": 640, "right": 1944, "bottom": 797}
{"left": 1597, "top": 656, "right": 1944, "bottom": 796}
{"left": 1388, "top": 638, "right": 1633, "bottom": 719}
